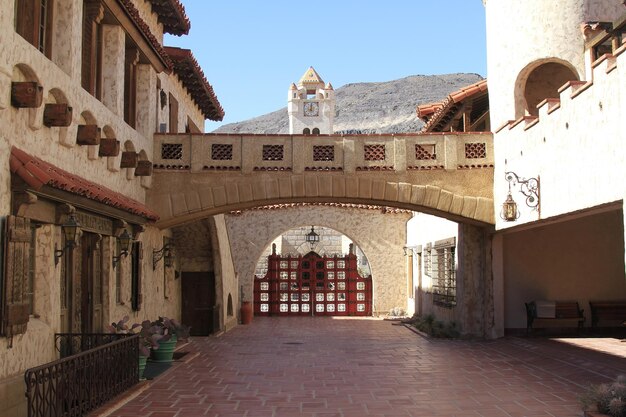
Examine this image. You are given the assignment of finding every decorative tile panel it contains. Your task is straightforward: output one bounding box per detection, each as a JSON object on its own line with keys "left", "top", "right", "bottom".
{"left": 211, "top": 144, "right": 233, "bottom": 160}
{"left": 313, "top": 145, "right": 335, "bottom": 161}
{"left": 415, "top": 144, "right": 436, "bottom": 160}
{"left": 364, "top": 144, "right": 386, "bottom": 161}
{"left": 262, "top": 145, "right": 284, "bottom": 161}
{"left": 161, "top": 143, "right": 183, "bottom": 160}
{"left": 465, "top": 143, "right": 487, "bottom": 159}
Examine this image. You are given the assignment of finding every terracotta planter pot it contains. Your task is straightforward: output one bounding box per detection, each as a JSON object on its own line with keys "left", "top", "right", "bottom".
{"left": 138, "top": 355, "right": 148, "bottom": 380}
{"left": 241, "top": 301, "right": 253, "bottom": 325}
{"left": 151, "top": 335, "right": 177, "bottom": 363}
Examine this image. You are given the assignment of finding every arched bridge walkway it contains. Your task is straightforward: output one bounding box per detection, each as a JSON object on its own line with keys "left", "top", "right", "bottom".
{"left": 147, "top": 132, "right": 494, "bottom": 228}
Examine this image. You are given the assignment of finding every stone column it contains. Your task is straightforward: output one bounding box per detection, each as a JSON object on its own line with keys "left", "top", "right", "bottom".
{"left": 101, "top": 24, "right": 125, "bottom": 117}
{"left": 456, "top": 223, "right": 493, "bottom": 338}
{"left": 53, "top": 0, "right": 87, "bottom": 79}
{"left": 135, "top": 64, "right": 156, "bottom": 139}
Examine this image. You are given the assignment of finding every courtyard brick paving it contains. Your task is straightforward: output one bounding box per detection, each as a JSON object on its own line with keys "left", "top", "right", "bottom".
{"left": 104, "top": 317, "right": 626, "bottom": 417}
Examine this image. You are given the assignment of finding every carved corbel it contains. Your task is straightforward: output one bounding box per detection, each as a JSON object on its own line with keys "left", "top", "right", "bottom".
{"left": 14, "top": 191, "right": 37, "bottom": 217}
{"left": 131, "top": 224, "right": 145, "bottom": 240}
{"left": 55, "top": 203, "right": 76, "bottom": 224}
{"left": 112, "top": 219, "right": 129, "bottom": 237}
{"left": 84, "top": 0, "right": 105, "bottom": 25}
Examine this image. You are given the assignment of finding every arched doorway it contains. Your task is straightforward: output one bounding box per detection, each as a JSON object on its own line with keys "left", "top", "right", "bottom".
{"left": 252, "top": 225, "right": 373, "bottom": 316}
{"left": 254, "top": 245, "right": 372, "bottom": 316}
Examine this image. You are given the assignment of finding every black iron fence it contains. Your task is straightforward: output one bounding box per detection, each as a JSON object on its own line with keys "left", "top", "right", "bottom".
{"left": 54, "top": 332, "right": 131, "bottom": 358}
{"left": 25, "top": 334, "right": 139, "bottom": 417}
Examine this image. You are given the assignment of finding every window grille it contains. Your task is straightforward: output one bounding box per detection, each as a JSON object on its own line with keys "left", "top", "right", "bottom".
{"left": 465, "top": 143, "right": 487, "bottom": 159}
{"left": 430, "top": 244, "right": 456, "bottom": 308}
{"left": 415, "top": 144, "right": 436, "bottom": 160}
{"left": 424, "top": 244, "right": 432, "bottom": 277}
{"left": 364, "top": 144, "right": 386, "bottom": 161}
{"left": 211, "top": 144, "right": 233, "bottom": 160}
{"left": 313, "top": 145, "right": 334, "bottom": 161}
{"left": 262, "top": 145, "right": 284, "bottom": 161}
{"left": 161, "top": 143, "right": 183, "bottom": 160}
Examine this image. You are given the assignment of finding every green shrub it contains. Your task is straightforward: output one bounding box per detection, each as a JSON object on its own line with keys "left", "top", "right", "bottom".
{"left": 410, "top": 314, "right": 460, "bottom": 338}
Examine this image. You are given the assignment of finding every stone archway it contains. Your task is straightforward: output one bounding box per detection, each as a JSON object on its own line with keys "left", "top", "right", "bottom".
{"left": 225, "top": 204, "right": 411, "bottom": 315}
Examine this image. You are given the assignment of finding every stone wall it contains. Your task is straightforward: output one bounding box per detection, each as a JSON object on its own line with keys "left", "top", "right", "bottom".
{"left": 0, "top": 0, "right": 205, "bottom": 414}
{"left": 225, "top": 205, "right": 411, "bottom": 315}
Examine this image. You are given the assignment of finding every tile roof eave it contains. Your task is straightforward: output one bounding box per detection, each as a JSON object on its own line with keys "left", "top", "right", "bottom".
{"left": 164, "top": 46, "right": 225, "bottom": 121}
{"left": 10, "top": 147, "right": 159, "bottom": 222}
{"left": 148, "top": 0, "right": 191, "bottom": 36}
{"left": 118, "top": 0, "right": 173, "bottom": 71}
{"left": 420, "top": 79, "right": 488, "bottom": 133}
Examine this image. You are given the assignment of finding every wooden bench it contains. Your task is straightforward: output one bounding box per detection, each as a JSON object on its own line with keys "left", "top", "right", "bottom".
{"left": 525, "top": 301, "right": 585, "bottom": 333}
{"left": 589, "top": 301, "right": 626, "bottom": 328}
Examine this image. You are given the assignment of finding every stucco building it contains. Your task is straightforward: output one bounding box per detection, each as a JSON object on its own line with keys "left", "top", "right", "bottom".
{"left": 0, "top": 0, "right": 225, "bottom": 414}
{"left": 0, "top": 0, "right": 625, "bottom": 416}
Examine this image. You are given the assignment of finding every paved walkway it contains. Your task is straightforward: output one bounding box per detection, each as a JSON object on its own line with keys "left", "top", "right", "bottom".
{"left": 104, "top": 317, "right": 626, "bottom": 417}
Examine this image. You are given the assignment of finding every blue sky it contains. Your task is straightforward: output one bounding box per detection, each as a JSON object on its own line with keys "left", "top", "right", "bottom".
{"left": 165, "top": 1, "right": 487, "bottom": 132}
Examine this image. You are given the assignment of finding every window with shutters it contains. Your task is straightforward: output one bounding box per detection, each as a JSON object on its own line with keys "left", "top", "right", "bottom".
{"left": 1, "top": 216, "right": 32, "bottom": 343}
{"left": 81, "top": 0, "right": 104, "bottom": 97}
{"left": 124, "top": 45, "right": 138, "bottom": 128}
{"left": 169, "top": 94, "right": 179, "bottom": 133}
{"left": 27, "top": 224, "right": 37, "bottom": 315}
{"left": 14, "top": 0, "right": 54, "bottom": 58}
{"left": 130, "top": 241, "right": 142, "bottom": 311}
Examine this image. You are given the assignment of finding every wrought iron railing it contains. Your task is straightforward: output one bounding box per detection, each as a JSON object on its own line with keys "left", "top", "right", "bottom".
{"left": 25, "top": 334, "right": 139, "bottom": 417}
{"left": 54, "top": 332, "right": 131, "bottom": 358}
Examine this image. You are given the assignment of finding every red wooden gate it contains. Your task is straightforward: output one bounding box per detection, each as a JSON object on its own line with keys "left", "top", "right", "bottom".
{"left": 254, "top": 244, "right": 372, "bottom": 316}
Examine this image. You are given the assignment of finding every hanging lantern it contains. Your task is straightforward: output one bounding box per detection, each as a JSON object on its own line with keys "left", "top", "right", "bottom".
{"left": 305, "top": 226, "right": 320, "bottom": 250}
{"left": 500, "top": 192, "right": 520, "bottom": 222}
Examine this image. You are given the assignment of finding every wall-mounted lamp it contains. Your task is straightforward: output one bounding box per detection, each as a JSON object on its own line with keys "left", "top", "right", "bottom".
{"left": 500, "top": 171, "right": 540, "bottom": 222}
{"left": 112, "top": 229, "right": 132, "bottom": 269}
{"left": 54, "top": 214, "right": 80, "bottom": 265}
{"left": 305, "top": 226, "right": 320, "bottom": 250}
{"left": 153, "top": 243, "right": 174, "bottom": 270}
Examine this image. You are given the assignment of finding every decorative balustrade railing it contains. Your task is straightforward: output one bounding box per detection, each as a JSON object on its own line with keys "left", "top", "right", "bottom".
{"left": 152, "top": 132, "right": 494, "bottom": 174}
{"left": 25, "top": 334, "right": 139, "bottom": 417}
{"left": 55, "top": 332, "right": 131, "bottom": 358}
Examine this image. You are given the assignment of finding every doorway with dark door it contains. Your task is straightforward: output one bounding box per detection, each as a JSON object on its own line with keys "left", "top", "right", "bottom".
{"left": 181, "top": 271, "right": 216, "bottom": 336}
{"left": 80, "top": 232, "right": 104, "bottom": 333}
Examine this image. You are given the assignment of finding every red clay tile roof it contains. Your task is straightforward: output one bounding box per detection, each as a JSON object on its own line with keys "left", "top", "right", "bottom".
{"left": 417, "top": 79, "right": 488, "bottom": 132}
{"left": 416, "top": 103, "right": 444, "bottom": 120}
{"left": 118, "top": 0, "right": 173, "bottom": 71}
{"left": 148, "top": 0, "right": 190, "bottom": 36}
{"left": 10, "top": 147, "right": 159, "bottom": 221}
{"left": 165, "top": 46, "right": 225, "bottom": 121}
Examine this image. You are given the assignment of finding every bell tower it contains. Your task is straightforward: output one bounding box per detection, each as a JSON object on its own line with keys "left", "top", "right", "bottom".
{"left": 288, "top": 67, "right": 335, "bottom": 135}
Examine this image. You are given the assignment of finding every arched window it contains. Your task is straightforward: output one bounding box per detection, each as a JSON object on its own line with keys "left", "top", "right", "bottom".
{"left": 312, "top": 128, "right": 320, "bottom": 135}
{"left": 303, "top": 128, "right": 311, "bottom": 135}
{"left": 517, "top": 61, "right": 579, "bottom": 117}
{"left": 227, "top": 294, "right": 233, "bottom": 316}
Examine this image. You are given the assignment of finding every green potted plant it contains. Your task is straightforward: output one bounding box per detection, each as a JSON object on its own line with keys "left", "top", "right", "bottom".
{"left": 580, "top": 375, "right": 626, "bottom": 417}
{"left": 107, "top": 316, "right": 165, "bottom": 379}
{"left": 149, "top": 316, "right": 190, "bottom": 363}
